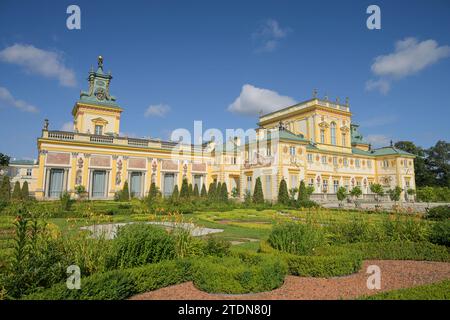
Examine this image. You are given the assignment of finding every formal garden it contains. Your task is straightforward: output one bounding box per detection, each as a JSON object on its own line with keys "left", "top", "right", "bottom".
{"left": 0, "top": 175, "right": 449, "bottom": 300}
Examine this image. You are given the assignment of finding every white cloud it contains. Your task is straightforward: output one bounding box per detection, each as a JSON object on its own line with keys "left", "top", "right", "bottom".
{"left": 228, "top": 84, "right": 296, "bottom": 116}
{"left": 252, "top": 19, "right": 291, "bottom": 52}
{"left": 60, "top": 122, "right": 73, "bottom": 131}
{"left": 365, "top": 79, "right": 390, "bottom": 94}
{"left": 359, "top": 114, "right": 397, "bottom": 128}
{"left": 365, "top": 134, "right": 390, "bottom": 148}
{"left": 371, "top": 38, "right": 450, "bottom": 78}
{"left": 0, "top": 44, "right": 76, "bottom": 87}
{"left": 366, "top": 38, "right": 450, "bottom": 94}
{"left": 144, "top": 104, "right": 171, "bottom": 117}
{"left": 0, "top": 86, "right": 38, "bottom": 113}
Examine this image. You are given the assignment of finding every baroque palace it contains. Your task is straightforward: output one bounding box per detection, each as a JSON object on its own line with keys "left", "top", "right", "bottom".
{"left": 16, "top": 57, "right": 416, "bottom": 201}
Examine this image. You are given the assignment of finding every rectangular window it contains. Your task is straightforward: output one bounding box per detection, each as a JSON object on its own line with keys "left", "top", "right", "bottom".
{"left": 307, "top": 154, "right": 313, "bottom": 163}
{"left": 320, "top": 130, "right": 325, "bottom": 144}
{"left": 343, "top": 158, "right": 348, "bottom": 167}
{"left": 367, "top": 160, "right": 372, "bottom": 168}
{"left": 289, "top": 146, "right": 296, "bottom": 156}
{"left": 341, "top": 133, "right": 346, "bottom": 146}
{"left": 289, "top": 174, "right": 298, "bottom": 190}
{"left": 163, "top": 173, "right": 175, "bottom": 197}
{"left": 130, "top": 172, "right": 143, "bottom": 198}
{"left": 321, "top": 156, "right": 327, "bottom": 164}
{"left": 26, "top": 168, "right": 32, "bottom": 176}
{"left": 383, "top": 160, "right": 389, "bottom": 168}
{"left": 246, "top": 176, "right": 252, "bottom": 193}
{"left": 333, "top": 156, "right": 338, "bottom": 166}
{"left": 95, "top": 125, "right": 103, "bottom": 135}
{"left": 308, "top": 178, "right": 314, "bottom": 188}
{"left": 355, "top": 159, "right": 360, "bottom": 168}
{"left": 333, "top": 180, "right": 339, "bottom": 193}
{"left": 322, "top": 180, "right": 328, "bottom": 193}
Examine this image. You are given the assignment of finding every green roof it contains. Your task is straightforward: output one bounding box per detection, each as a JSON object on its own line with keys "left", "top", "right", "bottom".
{"left": 10, "top": 159, "right": 36, "bottom": 165}
{"left": 352, "top": 146, "right": 415, "bottom": 157}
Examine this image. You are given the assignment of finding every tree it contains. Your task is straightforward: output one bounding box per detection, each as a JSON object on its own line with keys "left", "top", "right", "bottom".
{"left": 288, "top": 188, "right": 298, "bottom": 202}
{"left": 180, "top": 178, "right": 189, "bottom": 199}
{"left": 12, "top": 181, "right": 22, "bottom": 200}
{"left": 406, "top": 188, "right": 415, "bottom": 202}
{"left": 0, "top": 175, "right": 11, "bottom": 202}
{"left": 277, "top": 179, "right": 289, "bottom": 205}
{"left": 426, "top": 140, "right": 450, "bottom": 187}
{"left": 200, "top": 183, "right": 207, "bottom": 198}
{"left": 171, "top": 184, "right": 179, "bottom": 201}
{"left": 298, "top": 180, "right": 309, "bottom": 202}
{"left": 193, "top": 184, "right": 199, "bottom": 198}
{"left": 350, "top": 186, "right": 362, "bottom": 208}
{"left": 370, "top": 183, "right": 384, "bottom": 203}
{"left": 416, "top": 186, "right": 434, "bottom": 207}
{"left": 21, "top": 181, "right": 29, "bottom": 200}
{"left": 252, "top": 177, "right": 264, "bottom": 204}
{"left": 148, "top": 182, "right": 158, "bottom": 200}
{"left": 231, "top": 187, "right": 239, "bottom": 199}
{"left": 188, "top": 183, "right": 193, "bottom": 198}
{"left": 119, "top": 181, "right": 130, "bottom": 201}
{"left": 0, "top": 153, "right": 10, "bottom": 172}
{"left": 336, "top": 186, "right": 347, "bottom": 207}
{"left": 220, "top": 182, "right": 228, "bottom": 202}
{"left": 395, "top": 141, "right": 434, "bottom": 187}
{"left": 216, "top": 182, "right": 222, "bottom": 201}
{"left": 208, "top": 182, "right": 216, "bottom": 201}
{"left": 388, "top": 186, "right": 403, "bottom": 205}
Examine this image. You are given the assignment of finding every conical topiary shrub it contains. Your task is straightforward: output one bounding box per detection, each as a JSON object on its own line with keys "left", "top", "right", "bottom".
{"left": 193, "top": 184, "right": 199, "bottom": 198}
{"left": 120, "top": 181, "right": 130, "bottom": 201}
{"left": 277, "top": 178, "right": 289, "bottom": 205}
{"left": 171, "top": 185, "right": 179, "bottom": 201}
{"left": 180, "top": 178, "right": 189, "bottom": 199}
{"left": 12, "top": 181, "right": 22, "bottom": 200}
{"left": 21, "top": 181, "right": 29, "bottom": 200}
{"left": 0, "top": 175, "right": 11, "bottom": 202}
{"left": 200, "top": 183, "right": 207, "bottom": 198}
{"left": 220, "top": 182, "right": 228, "bottom": 202}
{"left": 253, "top": 177, "right": 264, "bottom": 204}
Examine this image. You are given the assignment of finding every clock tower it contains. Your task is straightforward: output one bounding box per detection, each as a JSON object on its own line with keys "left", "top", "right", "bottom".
{"left": 71, "top": 56, "right": 122, "bottom": 136}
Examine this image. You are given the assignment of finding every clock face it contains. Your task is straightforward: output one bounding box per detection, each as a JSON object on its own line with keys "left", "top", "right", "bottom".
{"left": 95, "top": 88, "right": 105, "bottom": 100}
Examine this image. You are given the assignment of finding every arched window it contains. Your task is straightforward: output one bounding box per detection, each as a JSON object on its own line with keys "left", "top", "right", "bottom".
{"left": 330, "top": 122, "right": 336, "bottom": 145}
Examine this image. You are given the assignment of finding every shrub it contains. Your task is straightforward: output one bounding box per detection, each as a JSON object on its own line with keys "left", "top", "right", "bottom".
{"left": 285, "top": 252, "right": 362, "bottom": 277}
{"left": 190, "top": 253, "right": 287, "bottom": 294}
{"left": 381, "top": 216, "right": 429, "bottom": 242}
{"left": 107, "top": 224, "right": 176, "bottom": 269}
{"left": 277, "top": 179, "right": 289, "bottom": 205}
{"left": 336, "top": 186, "right": 347, "bottom": 205}
{"left": 180, "top": 179, "right": 189, "bottom": 199}
{"left": 24, "top": 269, "right": 136, "bottom": 300}
{"left": 268, "top": 222, "right": 326, "bottom": 255}
{"left": 60, "top": 191, "right": 72, "bottom": 211}
{"left": 220, "top": 183, "right": 228, "bottom": 202}
{"left": 362, "top": 279, "right": 450, "bottom": 300}
{"left": 171, "top": 185, "right": 179, "bottom": 202}
{"left": 21, "top": 182, "right": 29, "bottom": 200}
{"left": 0, "top": 175, "right": 11, "bottom": 202}
{"left": 203, "top": 237, "right": 231, "bottom": 257}
{"left": 193, "top": 184, "right": 199, "bottom": 198}
{"left": 429, "top": 220, "right": 450, "bottom": 247}
{"left": 297, "top": 180, "right": 308, "bottom": 202}
{"left": 370, "top": 183, "right": 384, "bottom": 202}
{"left": 200, "top": 183, "right": 207, "bottom": 198}
{"left": 207, "top": 182, "right": 216, "bottom": 201}
{"left": 296, "top": 199, "right": 318, "bottom": 208}
{"left": 252, "top": 177, "right": 264, "bottom": 204}
{"left": 119, "top": 181, "right": 130, "bottom": 201}
{"left": 316, "top": 241, "right": 450, "bottom": 262}
{"left": 11, "top": 181, "right": 22, "bottom": 200}
{"left": 426, "top": 205, "right": 450, "bottom": 220}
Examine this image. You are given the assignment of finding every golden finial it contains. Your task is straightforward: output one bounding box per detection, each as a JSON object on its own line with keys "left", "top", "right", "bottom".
{"left": 98, "top": 55, "right": 103, "bottom": 68}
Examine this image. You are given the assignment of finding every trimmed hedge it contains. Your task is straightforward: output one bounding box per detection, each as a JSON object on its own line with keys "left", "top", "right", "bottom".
{"left": 259, "top": 240, "right": 362, "bottom": 277}
{"left": 316, "top": 241, "right": 450, "bottom": 262}
{"left": 429, "top": 220, "right": 450, "bottom": 247}
{"left": 361, "top": 280, "right": 450, "bottom": 300}
{"left": 426, "top": 205, "right": 450, "bottom": 221}
{"left": 23, "top": 251, "right": 288, "bottom": 300}
{"left": 190, "top": 253, "right": 287, "bottom": 294}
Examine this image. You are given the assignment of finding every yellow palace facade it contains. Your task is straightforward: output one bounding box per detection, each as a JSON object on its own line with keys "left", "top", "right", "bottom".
{"left": 29, "top": 57, "right": 415, "bottom": 201}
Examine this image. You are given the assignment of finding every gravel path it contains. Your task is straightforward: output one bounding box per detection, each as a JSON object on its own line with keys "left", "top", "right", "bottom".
{"left": 130, "top": 260, "right": 450, "bottom": 300}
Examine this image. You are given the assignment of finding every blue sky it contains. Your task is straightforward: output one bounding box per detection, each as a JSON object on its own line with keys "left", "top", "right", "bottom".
{"left": 0, "top": 0, "right": 449, "bottom": 159}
